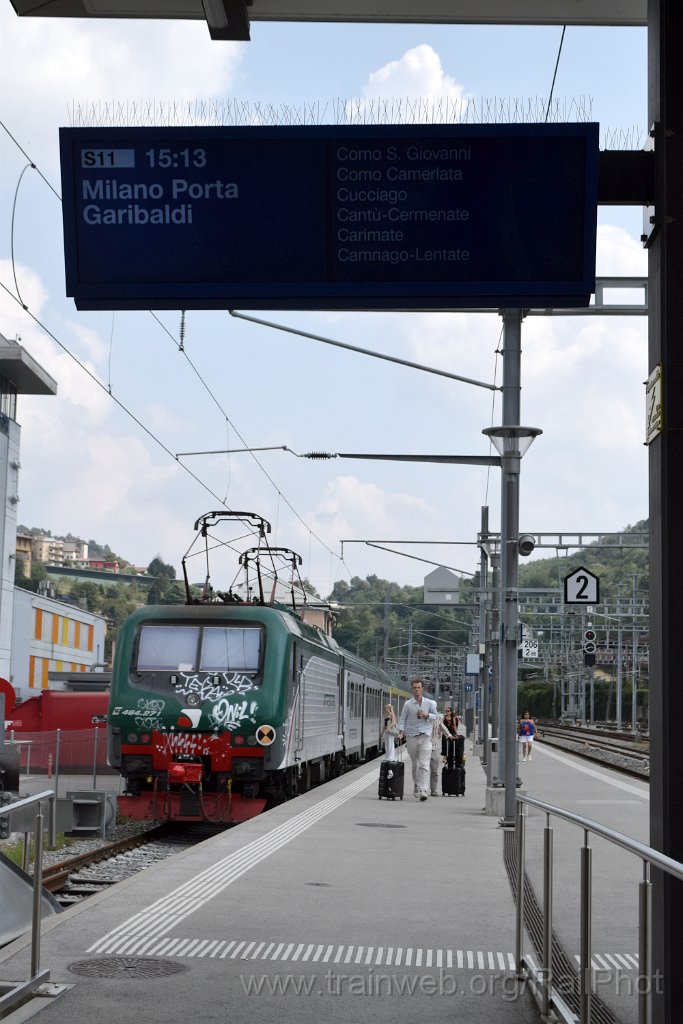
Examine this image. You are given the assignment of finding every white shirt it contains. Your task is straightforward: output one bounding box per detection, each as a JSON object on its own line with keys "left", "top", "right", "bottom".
{"left": 399, "top": 696, "right": 438, "bottom": 737}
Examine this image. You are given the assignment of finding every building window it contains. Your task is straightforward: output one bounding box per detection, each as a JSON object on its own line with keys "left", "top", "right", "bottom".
{"left": 0, "top": 375, "right": 17, "bottom": 421}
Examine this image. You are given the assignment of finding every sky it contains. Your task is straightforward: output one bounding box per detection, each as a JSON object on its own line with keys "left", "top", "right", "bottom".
{"left": 0, "top": 7, "right": 649, "bottom": 598}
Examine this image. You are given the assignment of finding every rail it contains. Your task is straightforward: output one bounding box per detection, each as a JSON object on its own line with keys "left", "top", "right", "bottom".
{"left": 0, "top": 790, "right": 57, "bottom": 1016}
{"left": 514, "top": 793, "right": 683, "bottom": 1024}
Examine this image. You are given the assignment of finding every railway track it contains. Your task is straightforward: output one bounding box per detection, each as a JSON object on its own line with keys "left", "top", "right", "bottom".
{"left": 538, "top": 724, "right": 650, "bottom": 780}
{"left": 42, "top": 822, "right": 227, "bottom": 907}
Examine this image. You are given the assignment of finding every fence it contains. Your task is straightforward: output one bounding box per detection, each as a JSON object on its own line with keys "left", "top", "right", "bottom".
{"left": 514, "top": 793, "right": 683, "bottom": 1024}
{"left": 0, "top": 791, "right": 56, "bottom": 1016}
{"left": 6, "top": 727, "right": 114, "bottom": 782}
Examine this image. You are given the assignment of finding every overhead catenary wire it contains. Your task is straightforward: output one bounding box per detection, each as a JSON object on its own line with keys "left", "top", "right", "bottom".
{"left": 545, "top": 27, "right": 567, "bottom": 123}
{"left": 7, "top": 279, "right": 354, "bottom": 586}
{"left": 152, "top": 317, "right": 343, "bottom": 569}
{"left": 0, "top": 280, "right": 237, "bottom": 514}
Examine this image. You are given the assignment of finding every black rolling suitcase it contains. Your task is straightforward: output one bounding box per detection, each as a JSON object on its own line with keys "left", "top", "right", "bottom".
{"left": 442, "top": 737, "right": 466, "bottom": 796}
{"left": 442, "top": 764, "right": 466, "bottom": 796}
{"left": 378, "top": 747, "right": 404, "bottom": 800}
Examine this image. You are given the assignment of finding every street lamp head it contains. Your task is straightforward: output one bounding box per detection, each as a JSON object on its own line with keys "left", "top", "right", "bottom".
{"left": 482, "top": 425, "right": 543, "bottom": 458}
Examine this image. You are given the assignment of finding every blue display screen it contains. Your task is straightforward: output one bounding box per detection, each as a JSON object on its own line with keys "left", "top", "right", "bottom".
{"left": 59, "top": 124, "right": 599, "bottom": 310}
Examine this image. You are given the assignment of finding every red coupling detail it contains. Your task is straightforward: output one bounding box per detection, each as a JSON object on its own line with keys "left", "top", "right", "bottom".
{"left": 168, "top": 762, "right": 203, "bottom": 784}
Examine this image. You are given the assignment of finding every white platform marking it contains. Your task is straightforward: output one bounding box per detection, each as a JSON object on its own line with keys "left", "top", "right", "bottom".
{"left": 88, "top": 765, "right": 380, "bottom": 953}
{"left": 87, "top": 930, "right": 640, "bottom": 974}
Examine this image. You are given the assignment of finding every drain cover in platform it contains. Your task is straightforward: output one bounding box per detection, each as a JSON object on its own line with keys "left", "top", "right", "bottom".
{"left": 68, "top": 957, "right": 188, "bottom": 979}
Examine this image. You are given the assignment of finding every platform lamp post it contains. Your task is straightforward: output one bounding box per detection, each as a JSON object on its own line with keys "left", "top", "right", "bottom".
{"left": 483, "top": 424, "right": 542, "bottom": 826}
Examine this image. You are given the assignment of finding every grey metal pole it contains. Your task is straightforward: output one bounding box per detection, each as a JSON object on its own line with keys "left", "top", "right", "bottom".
{"left": 478, "top": 506, "right": 489, "bottom": 751}
{"left": 542, "top": 815, "right": 554, "bottom": 1018}
{"left": 489, "top": 552, "right": 501, "bottom": 786}
{"left": 616, "top": 594, "right": 623, "bottom": 731}
{"left": 92, "top": 726, "right": 99, "bottom": 789}
{"left": 500, "top": 309, "right": 523, "bottom": 825}
{"left": 31, "top": 801, "right": 44, "bottom": 979}
{"left": 580, "top": 832, "right": 593, "bottom": 1024}
{"left": 639, "top": 860, "right": 652, "bottom": 1024}
{"left": 515, "top": 799, "right": 526, "bottom": 976}
{"left": 632, "top": 575, "right": 639, "bottom": 732}
{"left": 54, "top": 728, "right": 60, "bottom": 799}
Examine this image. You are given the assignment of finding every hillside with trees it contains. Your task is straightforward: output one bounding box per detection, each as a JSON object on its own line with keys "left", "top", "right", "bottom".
{"left": 13, "top": 521, "right": 649, "bottom": 715}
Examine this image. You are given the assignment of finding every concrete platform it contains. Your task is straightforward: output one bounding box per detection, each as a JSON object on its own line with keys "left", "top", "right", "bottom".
{"left": 0, "top": 740, "right": 650, "bottom": 1024}
{"left": 0, "top": 744, "right": 543, "bottom": 1024}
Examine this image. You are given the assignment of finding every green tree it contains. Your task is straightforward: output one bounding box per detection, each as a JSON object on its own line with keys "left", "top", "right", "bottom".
{"left": 14, "top": 559, "right": 28, "bottom": 586}
{"left": 146, "top": 555, "right": 183, "bottom": 604}
{"left": 19, "top": 561, "right": 49, "bottom": 594}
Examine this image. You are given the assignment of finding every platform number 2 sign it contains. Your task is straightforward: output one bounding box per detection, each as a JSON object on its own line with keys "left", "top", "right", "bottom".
{"left": 563, "top": 567, "right": 600, "bottom": 605}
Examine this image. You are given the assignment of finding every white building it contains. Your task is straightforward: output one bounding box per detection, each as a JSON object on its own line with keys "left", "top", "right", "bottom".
{"left": 0, "top": 334, "right": 58, "bottom": 688}
{"left": 10, "top": 587, "right": 107, "bottom": 699}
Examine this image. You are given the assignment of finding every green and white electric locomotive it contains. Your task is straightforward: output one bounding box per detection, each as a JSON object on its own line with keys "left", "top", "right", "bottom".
{"left": 107, "top": 512, "right": 406, "bottom": 823}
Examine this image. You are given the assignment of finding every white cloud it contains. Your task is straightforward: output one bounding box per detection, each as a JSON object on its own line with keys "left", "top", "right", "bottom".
{"left": 596, "top": 223, "right": 647, "bottom": 277}
{"left": 298, "top": 475, "right": 435, "bottom": 545}
{"left": 363, "top": 44, "right": 469, "bottom": 103}
{"left": 0, "top": 6, "right": 243, "bottom": 174}
{"left": 344, "top": 44, "right": 470, "bottom": 122}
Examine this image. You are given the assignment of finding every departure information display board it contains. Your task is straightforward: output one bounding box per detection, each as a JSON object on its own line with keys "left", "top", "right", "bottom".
{"left": 59, "top": 124, "right": 599, "bottom": 311}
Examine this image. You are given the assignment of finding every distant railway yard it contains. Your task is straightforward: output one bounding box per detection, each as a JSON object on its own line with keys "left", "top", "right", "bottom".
{"left": 537, "top": 722, "right": 650, "bottom": 779}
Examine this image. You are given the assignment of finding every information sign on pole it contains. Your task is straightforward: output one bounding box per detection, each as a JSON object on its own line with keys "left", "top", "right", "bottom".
{"left": 563, "top": 566, "right": 600, "bottom": 605}
{"left": 59, "top": 123, "right": 599, "bottom": 311}
{"left": 521, "top": 638, "right": 540, "bottom": 659}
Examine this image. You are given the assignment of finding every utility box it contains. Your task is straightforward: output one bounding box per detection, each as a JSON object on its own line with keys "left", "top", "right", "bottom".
{"left": 423, "top": 567, "right": 460, "bottom": 605}
{"left": 63, "top": 791, "right": 111, "bottom": 836}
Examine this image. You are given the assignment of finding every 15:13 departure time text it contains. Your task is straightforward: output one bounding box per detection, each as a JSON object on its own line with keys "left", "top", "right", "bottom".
{"left": 145, "top": 148, "right": 207, "bottom": 169}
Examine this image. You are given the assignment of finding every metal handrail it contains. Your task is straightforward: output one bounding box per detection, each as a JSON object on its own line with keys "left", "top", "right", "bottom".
{"left": 0, "top": 790, "right": 56, "bottom": 1015}
{"left": 514, "top": 792, "right": 683, "bottom": 1024}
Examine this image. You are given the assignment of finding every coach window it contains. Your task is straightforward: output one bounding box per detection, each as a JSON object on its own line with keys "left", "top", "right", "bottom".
{"left": 137, "top": 625, "right": 200, "bottom": 670}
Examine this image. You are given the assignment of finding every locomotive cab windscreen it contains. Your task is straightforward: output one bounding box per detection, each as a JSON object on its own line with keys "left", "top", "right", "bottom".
{"left": 134, "top": 623, "right": 264, "bottom": 682}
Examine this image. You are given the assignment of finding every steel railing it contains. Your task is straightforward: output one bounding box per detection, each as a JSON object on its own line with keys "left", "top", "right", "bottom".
{"left": 514, "top": 793, "right": 683, "bottom": 1024}
{"left": 0, "top": 790, "right": 56, "bottom": 1016}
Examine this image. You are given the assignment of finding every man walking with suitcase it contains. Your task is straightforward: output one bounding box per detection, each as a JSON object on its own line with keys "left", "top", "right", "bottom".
{"left": 398, "top": 678, "right": 438, "bottom": 801}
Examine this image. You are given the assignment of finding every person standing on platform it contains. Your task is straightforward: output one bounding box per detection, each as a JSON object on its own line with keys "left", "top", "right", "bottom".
{"left": 518, "top": 710, "right": 537, "bottom": 761}
{"left": 443, "top": 708, "right": 458, "bottom": 739}
{"left": 430, "top": 709, "right": 459, "bottom": 796}
{"left": 381, "top": 702, "right": 398, "bottom": 761}
{"left": 397, "top": 678, "right": 438, "bottom": 801}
